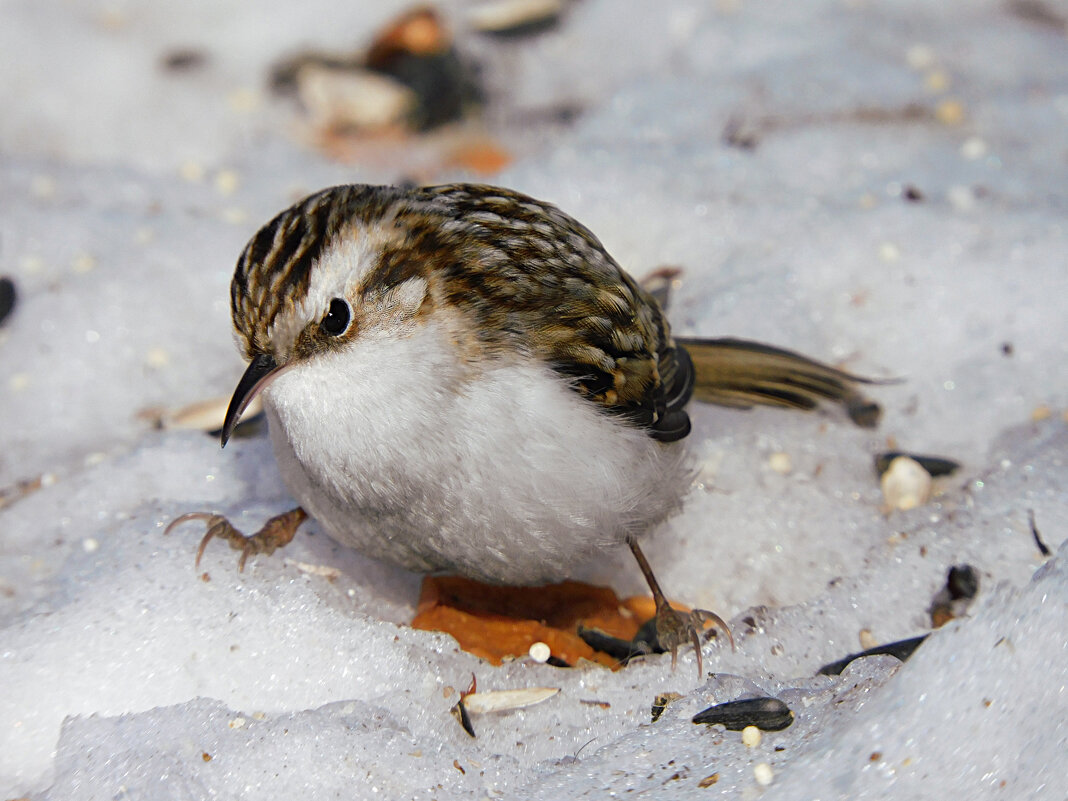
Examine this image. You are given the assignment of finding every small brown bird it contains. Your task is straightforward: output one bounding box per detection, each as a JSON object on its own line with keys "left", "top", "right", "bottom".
{"left": 170, "top": 183, "right": 880, "bottom": 674}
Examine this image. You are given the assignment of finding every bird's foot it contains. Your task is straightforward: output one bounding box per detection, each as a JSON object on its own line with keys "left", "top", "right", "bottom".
{"left": 165, "top": 507, "right": 307, "bottom": 572}
{"left": 652, "top": 602, "right": 734, "bottom": 678}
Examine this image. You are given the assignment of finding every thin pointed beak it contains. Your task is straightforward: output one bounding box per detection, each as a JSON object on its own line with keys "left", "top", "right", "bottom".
{"left": 221, "top": 353, "right": 281, "bottom": 448}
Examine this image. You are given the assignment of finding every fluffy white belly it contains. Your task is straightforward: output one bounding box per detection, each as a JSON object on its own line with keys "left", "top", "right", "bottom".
{"left": 263, "top": 326, "right": 692, "bottom": 584}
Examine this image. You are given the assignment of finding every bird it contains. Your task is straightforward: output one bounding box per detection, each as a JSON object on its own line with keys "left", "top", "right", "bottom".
{"left": 168, "top": 182, "right": 882, "bottom": 675}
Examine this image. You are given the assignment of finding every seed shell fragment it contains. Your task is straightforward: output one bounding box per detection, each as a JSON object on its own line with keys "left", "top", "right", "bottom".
{"left": 462, "top": 687, "right": 559, "bottom": 715}
{"left": 692, "top": 697, "right": 793, "bottom": 731}
{"left": 817, "top": 634, "right": 928, "bottom": 676}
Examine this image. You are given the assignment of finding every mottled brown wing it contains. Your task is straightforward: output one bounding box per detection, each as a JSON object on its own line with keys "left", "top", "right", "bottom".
{"left": 400, "top": 184, "right": 695, "bottom": 441}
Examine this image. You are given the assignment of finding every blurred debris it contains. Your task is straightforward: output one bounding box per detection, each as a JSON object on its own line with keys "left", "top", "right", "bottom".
{"left": 1029, "top": 509, "right": 1050, "bottom": 557}
{"left": 901, "top": 184, "right": 925, "bottom": 202}
{"left": 160, "top": 48, "right": 209, "bottom": 73}
{"left": 817, "top": 635, "right": 927, "bottom": 675}
{"left": 271, "top": 6, "right": 483, "bottom": 141}
{"left": 0, "top": 474, "right": 47, "bottom": 511}
{"left": 366, "top": 7, "right": 481, "bottom": 131}
{"left": 651, "top": 692, "right": 683, "bottom": 723}
{"left": 723, "top": 116, "right": 761, "bottom": 150}
{"left": 0, "top": 276, "right": 16, "bottom": 326}
{"left": 692, "top": 697, "right": 794, "bottom": 731}
{"left": 929, "top": 564, "right": 979, "bottom": 627}
{"left": 445, "top": 137, "right": 512, "bottom": 174}
{"left": 1005, "top": 0, "right": 1068, "bottom": 32}
{"left": 296, "top": 65, "right": 416, "bottom": 133}
{"left": 875, "top": 451, "right": 960, "bottom": 478}
{"left": 639, "top": 266, "right": 683, "bottom": 312}
{"left": 468, "top": 0, "right": 565, "bottom": 37}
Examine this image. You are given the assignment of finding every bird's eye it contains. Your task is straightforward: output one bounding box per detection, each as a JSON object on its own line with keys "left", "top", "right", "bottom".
{"left": 320, "top": 298, "right": 351, "bottom": 336}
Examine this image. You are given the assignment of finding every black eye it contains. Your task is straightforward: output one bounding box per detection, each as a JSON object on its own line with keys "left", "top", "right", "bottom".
{"left": 320, "top": 298, "right": 351, "bottom": 336}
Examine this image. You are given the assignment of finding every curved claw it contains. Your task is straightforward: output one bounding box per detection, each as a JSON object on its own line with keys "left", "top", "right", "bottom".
{"left": 653, "top": 604, "right": 735, "bottom": 679}
{"left": 164, "top": 512, "right": 220, "bottom": 537}
{"left": 165, "top": 508, "right": 307, "bottom": 573}
{"left": 689, "top": 608, "right": 735, "bottom": 650}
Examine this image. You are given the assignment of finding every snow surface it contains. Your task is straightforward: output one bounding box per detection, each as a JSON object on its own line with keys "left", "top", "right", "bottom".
{"left": 1, "top": 0, "right": 1067, "bottom": 798}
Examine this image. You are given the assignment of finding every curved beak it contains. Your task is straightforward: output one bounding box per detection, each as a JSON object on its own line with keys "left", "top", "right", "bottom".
{"left": 221, "top": 353, "right": 281, "bottom": 448}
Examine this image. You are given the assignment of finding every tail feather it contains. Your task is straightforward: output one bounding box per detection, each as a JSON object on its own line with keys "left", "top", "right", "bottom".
{"left": 675, "top": 337, "right": 886, "bottom": 428}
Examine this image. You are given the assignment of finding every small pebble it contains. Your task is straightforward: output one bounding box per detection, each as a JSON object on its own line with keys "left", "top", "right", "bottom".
{"left": 82, "top": 538, "right": 99, "bottom": 553}
{"left": 1031, "top": 404, "right": 1051, "bottom": 422}
{"left": 72, "top": 253, "right": 97, "bottom": 274}
{"left": 947, "top": 185, "right": 977, "bottom": 211}
{"left": 767, "top": 452, "right": 792, "bottom": 475}
{"left": 179, "top": 160, "right": 205, "bottom": 183}
{"left": 936, "top": 99, "right": 965, "bottom": 125}
{"left": 220, "top": 207, "right": 248, "bottom": 225}
{"left": 905, "top": 43, "right": 935, "bottom": 70}
{"left": 528, "top": 641, "right": 551, "bottom": 662}
{"left": 753, "top": 762, "right": 774, "bottom": 786}
{"left": 741, "top": 725, "right": 762, "bottom": 748}
{"left": 923, "top": 69, "right": 950, "bottom": 93}
{"left": 145, "top": 347, "right": 171, "bottom": 368}
{"left": 19, "top": 255, "right": 45, "bottom": 274}
{"left": 30, "top": 175, "right": 57, "bottom": 199}
{"left": 881, "top": 456, "right": 932, "bottom": 511}
{"left": 214, "top": 169, "right": 240, "bottom": 196}
{"left": 960, "top": 136, "right": 988, "bottom": 160}
{"left": 227, "top": 87, "right": 261, "bottom": 113}
{"left": 859, "top": 628, "right": 878, "bottom": 650}
{"left": 878, "top": 242, "right": 900, "bottom": 263}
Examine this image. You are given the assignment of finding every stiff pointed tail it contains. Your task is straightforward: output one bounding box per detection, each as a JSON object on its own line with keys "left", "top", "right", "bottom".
{"left": 675, "top": 337, "right": 886, "bottom": 428}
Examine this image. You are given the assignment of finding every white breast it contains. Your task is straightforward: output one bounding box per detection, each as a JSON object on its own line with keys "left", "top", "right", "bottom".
{"left": 263, "top": 323, "right": 693, "bottom": 584}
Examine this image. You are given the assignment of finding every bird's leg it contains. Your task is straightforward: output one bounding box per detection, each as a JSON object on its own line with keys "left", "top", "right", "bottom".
{"left": 166, "top": 507, "right": 308, "bottom": 572}
{"left": 627, "top": 539, "right": 734, "bottom": 678}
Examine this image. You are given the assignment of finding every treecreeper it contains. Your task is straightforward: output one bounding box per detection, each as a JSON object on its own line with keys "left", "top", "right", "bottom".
{"left": 169, "top": 183, "right": 883, "bottom": 676}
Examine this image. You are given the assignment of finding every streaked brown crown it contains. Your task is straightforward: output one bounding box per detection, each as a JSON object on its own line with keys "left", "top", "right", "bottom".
{"left": 230, "top": 183, "right": 694, "bottom": 441}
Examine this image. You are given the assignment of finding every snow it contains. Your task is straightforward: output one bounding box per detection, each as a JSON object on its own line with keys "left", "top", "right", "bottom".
{"left": 1, "top": 0, "right": 1066, "bottom": 798}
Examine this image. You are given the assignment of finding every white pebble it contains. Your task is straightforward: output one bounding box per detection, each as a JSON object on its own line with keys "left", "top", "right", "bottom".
{"left": 878, "top": 242, "right": 901, "bottom": 263}
{"left": 145, "top": 348, "right": 170, "bottom": 368}
{"left": 72, "top": 253, "right": 97, "bottom": 274}
{"left": 905, "top": 43, "right": 935, "bottom": 70}
{"left": 741, "top": 725, "right": 762, "bottom": 748}
{"left": 214, "top": 169, "right": 240, "bottom": 196}
{"left": 767, "top": 452, "right": 792, "bottom": 475}
{"left": 859, "top": 628, "right": 878, "bottom": 650}
{"left": 30, "top": 175, "right": 57, "bottom": 199}
{"left": 179, "top": 160, "right": 205, "bottom": 183}
{"left": 528, "top": 641, "right": 551, "bottom": 663}
{"left": 960, "top": 136, "right": 988, "bottom": 160}
{"left": 753, "top": 762, "right": 774, "bottom": 786}
{"left": 881, "top": 456, "right": 933, "bottom": 511}
{"left": 82, "top": 538, "right": 99, "bottom": 553}
{"left": 947, "top": 185, "right": 977, "bottom": 211}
